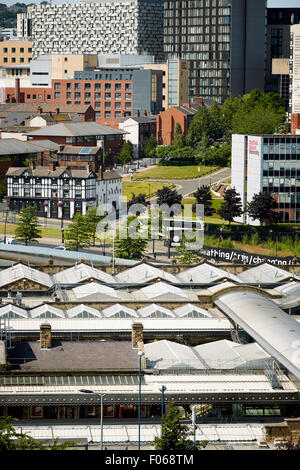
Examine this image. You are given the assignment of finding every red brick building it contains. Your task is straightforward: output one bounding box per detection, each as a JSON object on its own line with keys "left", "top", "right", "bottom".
{"left": 291, "top": 114, "right": 300, "bottom": 135}
{"left": 156, "top": 103, "right": 202, "bottom": 146}
{"left": 26, "top": 122, "right": 126, "bottom": 167}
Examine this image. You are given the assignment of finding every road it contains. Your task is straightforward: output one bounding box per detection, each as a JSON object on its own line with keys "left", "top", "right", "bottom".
{"left": 145, "top": 167, "right": 231, "bottom": 198}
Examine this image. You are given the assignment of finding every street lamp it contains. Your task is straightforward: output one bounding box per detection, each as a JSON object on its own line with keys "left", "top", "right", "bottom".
{"left": 137, "top": 350, "right": 145, "bottom": 451}
{"left": 57, "top": 201, "right": 64, "bottom": 243}
{"left": 160, "top": 385, "right": 167, "bottom": 422}
{"left": 79, "top": 389, "right": 106, "bottom": 450}
{"left": 3, "top": 207, "right": 9, "bottom": 244}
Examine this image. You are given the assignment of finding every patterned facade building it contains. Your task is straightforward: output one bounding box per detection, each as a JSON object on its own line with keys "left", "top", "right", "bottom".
{"left": 31, "top": 0, "right": 164, "bottom": 61}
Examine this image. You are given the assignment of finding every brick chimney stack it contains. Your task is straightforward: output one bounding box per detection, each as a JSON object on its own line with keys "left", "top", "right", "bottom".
{"left": 40, "top": 323, "right": 51, "bottom": 349}
{"left": 56, "top": 108, "right": 60, "bottom": 115}
{"left": 136, "top": 110, "right": 140, "bottom": 117}
{"left": 99, "top": 165, "right": 104, "bottom": 180}
{"left": 15, "top": 78, "right": 21, "bottom": 104}
{"left": 49, "top": 162, "right": 56, "bottom": 171}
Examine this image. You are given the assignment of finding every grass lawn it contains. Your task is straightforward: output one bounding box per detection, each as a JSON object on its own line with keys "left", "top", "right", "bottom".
{"left": 0, "top": 223, "right": 63, "bottom": 239}
{"left": 133, "top": 165, "right": 219, "bottom": 180}
{"left": 122, "top": 181, "right": 173, "bottom": 201}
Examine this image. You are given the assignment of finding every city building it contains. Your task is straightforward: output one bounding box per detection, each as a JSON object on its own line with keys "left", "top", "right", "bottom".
{"left": 0, "top": 40, "right": 32, "bottom": 79}
{"left": 25, "top": 122, "right": 126, "bottom": 167}
{"left": 163, "top": 0, "right": 267, "bottom": 103}
{"left": 0, "top": 138, "right": 56, "bottom": 180}
{"left": 0, "top": 260, "right": 300, "bottom": 427}
{"left": 291, "top": 24, "right": 300, "bottom": 135}
{"left": 266, "top": 6, "right": 300, "bottom": 99}
{"left": 17, "top": 8, "right": 33, "bottom": 39}
{"left": 6, "top": 164, "right": 123, "bottom": 219}
{"left": 31, "top": 0, "right": 164, "bottom": 61}
{"left": 119, "top": 114, "right": 156, "bottom": 159}
{"left": 143, "top": 58, "right": 189, "bottom": 110}
{"left": 6, "top": 165, "right": 97, "bottom": 219}
{"left": 2, "top": 68, "right": 163, "bottom": 129}
{"left": 0, "top": 28, "right": 17, "bottom": 40}
{"left": 231, "top": 134, "right": 300, "bottom": 225}
{"left": 0, "top": 103, "right": 95, "bottom": 123}
{"left": 156, "top": 102, "right": 202, "bottom": 146}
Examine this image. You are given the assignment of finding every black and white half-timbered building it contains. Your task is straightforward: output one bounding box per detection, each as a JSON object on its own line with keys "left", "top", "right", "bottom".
{"left": 6, "top": 165, "right": 97, "bottom": 219}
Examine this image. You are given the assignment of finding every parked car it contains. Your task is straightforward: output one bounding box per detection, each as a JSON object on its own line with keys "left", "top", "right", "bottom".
{"left": 53, "top": 246, "right": 67, "bottom": 251}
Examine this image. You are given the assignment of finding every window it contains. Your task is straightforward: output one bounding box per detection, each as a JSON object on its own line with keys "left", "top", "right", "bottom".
{"left": 75, "top": 83, "right": 81, "bottom": 90}
{"left": 47, "top": 94, "right": 51, "bottom": 100}
{"left": 12, "top": 48, "right": 16, "bottom": 53}
{"left": 94, "top": 102, "right": 101, "bottom": 108}
{"left": 66, "top": 92, "right": 71, "bottom": 99}
{"left": 115, "top": 102, "right": 121, "bottom": 109}
{"left": 105, "top": 111, "right": 111, "bottom": 118}
{"left": 38, "top": 94, "right": 42, "bottom": 100}
{"left": 105, "top": 92, "right": 111, "bottom": 100}
{"left": 125, "top": 83, "right": 132, "bottom": 90}
{"left": 95, "top": 111, "right": 101, "bottom": 118}
{"left": 125, "top": 93, "right": 131, "bottom": 100}
{"left": 115, "top": 111, "right": 121, "bottom": 118}
{"left": 105, "top": 102, "right": 111, "bottom": 109}
{"left": 3, "top": 58, "right": 7, "bottom": 63}
{"left": 84, "top": 92, "right": 91, "bottom": 99}
{"left": 84, "top": 83, "right": 91, "bottom": 90}
{"left": 64, "top": 57, "right": 68, "bottom": 62}
{"left": 66, "top": 83, "right": 72, "bottom": 90}
{"left": 125, "top": 102, "right": 131, "bottom": 109}
{"left": 105, "top": 83, "right": 111, "bottom": 90}
{"left": 28, "top": 48, "right": 32, "bottom": 53}
{"left": 32, "top": 94, "right": 36, "bottom": 100}
{"left": 20, "top": 47, "right": 24, "bottom": 53}
{"left": 12, "top": 58, "right": 16, "bottom": 63}
{"left": 3, "top": 47, "right": 7, "bottom": 53}
{"left": 115, "top": 83, "right": 121, "bottom": 90}
{"left": 20, "top": 58, "right": 24, "bottom": 63}
{"left": 64, "top": 70, "right": 68, "bottom": 74}
{"left": 75, "top": 92, "right": 81, "bottom": 99}
{"left": 115, "top": 93, "right": 121, "bottom": 100}
{"left": 95, "top": 92, "right": 101, "bottom": 99}
{"left": 54, "top": 92, "right": 60, "bottom": 100}
{"left": 94, "top": 83, "right": 101, "bottom": 90}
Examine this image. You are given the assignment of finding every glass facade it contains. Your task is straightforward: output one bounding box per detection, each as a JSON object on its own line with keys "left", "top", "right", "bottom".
{"left": 164, "top": 0, "right": 232, "bottom": 102}
{"left": 262, "top": 136, "right": 300, "bottom": 223}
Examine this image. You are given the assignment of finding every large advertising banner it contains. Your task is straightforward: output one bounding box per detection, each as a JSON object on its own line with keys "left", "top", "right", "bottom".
{"left": 200, "top": 246, "right": 298, "bottom": 265}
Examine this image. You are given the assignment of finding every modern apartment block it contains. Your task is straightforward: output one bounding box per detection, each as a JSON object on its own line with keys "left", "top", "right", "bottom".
{"left": 266, "top": 7, "right": 300, "bottom": 95}
{"left": 3, "top": 67, "right": 163, "bottom": 129}
{"left": 17, "top": 8, "right": 33, "bottom": 39}
{"left": 31, "top": 0, "right": 164, "bottom": 61}
{"left": 291, "top": 24, "right": 300, "bottom": 135}
{"left": 143, "top": 58, "right": 189, "bottom": 110}
{"left": 164, "top": 0, "right": 267, "bottom": 103}
{"left": 0, "top": 40, "right": 33, "bottom": 79}
{"left": 232, "top": 134, "right": 300, "bottom": 225}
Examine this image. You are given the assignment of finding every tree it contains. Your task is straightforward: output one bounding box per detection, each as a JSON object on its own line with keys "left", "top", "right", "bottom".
{"left": 127, "top": 192, "right": 149, "bottom": 214}
{"left": 0, "top": 416, "right": 75, "bottom": 450}
{"left": 0, "top": 177, "right": 7, "bottom": 201}
{"left": 156, "top": 186, "right": 182, "bottom": 208}
{"left": 246, "top": 191, "right": 281, "bottom": 226}
{"left": 84, "top": 207, "right": 104, "bottom": 246}
{"left": 173, "top": 123, "right": 186, "bottom": 148}
{"left": 217, "top": 188, "right": 243, "bottom": 225}
{"left": 154, "top": 401, "right": 207, "bottom": 451}
{"left": 193, "top": 185, "right": 214, "bottom": 217}
{"left": 15, "top": 206, "right": 42, "bottom": 246}
{"left": 143, "top": 136, "right": 157, "bottom": 158}
{"left": 118, "top": 141, "right": 133, "bottom": 164}
{"left": 64, "top": 213, "right": 90, "bottom": 251}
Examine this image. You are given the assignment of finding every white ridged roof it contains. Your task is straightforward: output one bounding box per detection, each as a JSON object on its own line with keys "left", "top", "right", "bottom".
{"left": 72, "top": 282, "right": 120, "bottom": 300}
{"left": 53, "top": 263, "right": 115, "bottom": 284}
{"left": 115, "top": 263, "right": 178, "bottom": 284}
{"left": 141, "top": 282, "right": 190, "bottom": 300}
{"left": 0, "top": 264, "right": 52, "bottom": 288}
{"left": 30, "top": 304, "right": 66, "bottom": 319}
{"left": 174, "top": 304, "right": 213, "bottom": 318}
{"left": 67, "top": 304, "right": 102, "bottom": 318}
{"left": 176, "top": 263, "right": 242, "bottom": 284}
{"left": 102, "top": 304, "right": 138, "bottom": 318}
{"left": 0, "top": 304, "right": 28, "bottom": 318}
{"left": 237, "top": 263, "right": 298, "bottom": 284}
{"left": 138, "top": 304, "right": 175, "bottom": 318}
